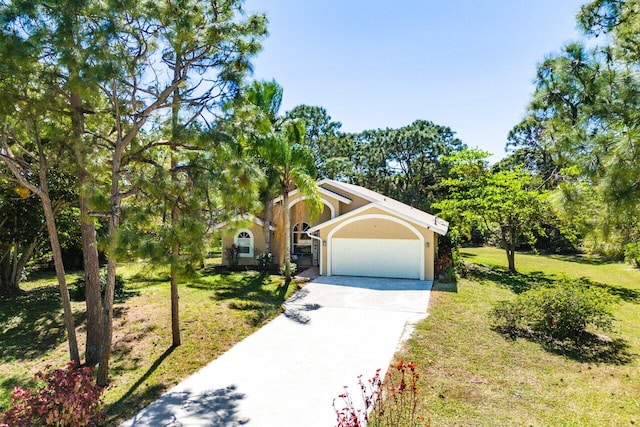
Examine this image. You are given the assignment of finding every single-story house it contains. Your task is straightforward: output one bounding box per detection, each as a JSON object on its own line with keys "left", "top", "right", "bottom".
{"left": 219, "top": 179, "right": 448, "bottom": 281}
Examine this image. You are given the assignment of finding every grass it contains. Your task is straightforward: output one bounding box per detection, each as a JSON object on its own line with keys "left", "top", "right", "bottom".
{"left": 393, "top": 246, "right": 640, "bottom": 426}
{"left": 0, "top": 260, "right": 297, "bottom": 425}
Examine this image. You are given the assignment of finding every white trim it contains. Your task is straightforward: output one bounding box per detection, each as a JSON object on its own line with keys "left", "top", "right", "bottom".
{"left": 319, "top": 179, "right": 378, "bottom": 204}
{"left": 289, "top": 196, "right": 336, "bottom": 219}
{"left": 326, "top": 214, "right": 425, "bottom": 280}
{"left": 234, "top": 228, "right": 254, "bottom": 258}
{"left": 291, "top": 222, "right": 312, "bottom": 255}
{"left": 320, "top": 179, "right": 449, "bottom": 235}
{"left": 306, "top": 231, "right": 323, "bottom": 275}
{"left": 272, "top": 186, "right": 352, "bottom": 205}
{"left": 308, "top": 202, "right": 447, "bottom": 236}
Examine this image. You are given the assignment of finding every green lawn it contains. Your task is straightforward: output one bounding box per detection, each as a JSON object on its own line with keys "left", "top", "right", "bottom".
{"left": 0, "top": 262, "right": 297, "bottom": 425}
{"left": 394, "top": 246, "right": 640, "bottom": 426}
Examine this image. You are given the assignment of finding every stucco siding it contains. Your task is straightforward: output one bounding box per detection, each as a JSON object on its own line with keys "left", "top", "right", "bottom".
{"left": 332, "top": 217, "right": 419, "bottom": 240}
{"left": 317, "top": 206, "right": 437, "bottom": 280}
{"left": 221, "top": 222, "right": 267, "bottom": 266}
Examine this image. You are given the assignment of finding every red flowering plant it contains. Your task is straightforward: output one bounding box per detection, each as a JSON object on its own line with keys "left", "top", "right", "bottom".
{"left": 435, "top": 254, "right": 455, "bottom": 281}
{"left": 334, "top": 361, "right": 429, "bottom": 427}
{"left": 0, "top": 361, "right": 104, "bottom": 427}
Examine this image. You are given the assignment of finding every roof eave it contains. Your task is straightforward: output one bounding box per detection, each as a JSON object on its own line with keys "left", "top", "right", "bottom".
{"left": 308, "top": 202, "right": 449, "bottom": 236}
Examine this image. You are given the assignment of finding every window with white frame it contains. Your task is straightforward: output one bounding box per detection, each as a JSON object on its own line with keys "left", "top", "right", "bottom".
{"left": 292, "top": 222, "right": 312, "bottom": 255}
{"left": 234, "top": 229, "right": 254, "bottom": 257}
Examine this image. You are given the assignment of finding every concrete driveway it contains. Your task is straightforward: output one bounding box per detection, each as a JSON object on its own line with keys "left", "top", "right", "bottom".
{"left": 122, "top": 276, "right": 432, "bottom": 427}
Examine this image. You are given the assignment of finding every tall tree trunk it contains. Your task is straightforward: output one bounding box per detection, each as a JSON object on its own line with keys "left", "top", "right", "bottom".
{"left": 0, "top": 239, "right": 37, "bottom": 296}
{"left": 79, "top": 179, "right": 102, "bottom": 366}
{"left": 264, "top": 192, "right": 272, "bottom": 255}
{"left": 97, "top": 82, "right": 125, "bottom": 387}
{"left": 0, "top": 244, "right": 21, "bottom": 297}
{"left": 36, "top": 139, "right": 80, "bottom": 365}
{"left": 71, "top": 89, "right": 103, "bottom": 367}
{"left": 2, "top": 122, "right": 81, "bottom": 363}
{"left": 96, "top": 174, "right": 120, "bottom": 386}
{"left": 170, "top": 243, "right": 181, "bottom": 347}
{"left": 282, "top": 184, "right": 292, "bottom": 284}
{"left": 169, "top": 61, "right": 182, "bottom": 347}
{"left": 42, "top": 195, "right": 81, "bottom": 364}
{"left": 506, "top": 246, "right": 516, "bottom": 273}
{"left": 169, "top": 154, "right": 181, "bottom": 347}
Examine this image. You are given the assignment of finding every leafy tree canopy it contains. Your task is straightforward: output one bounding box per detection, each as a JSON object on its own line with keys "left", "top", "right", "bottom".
{"left": 434, "top": 149, "right": 548, "bottom": 273}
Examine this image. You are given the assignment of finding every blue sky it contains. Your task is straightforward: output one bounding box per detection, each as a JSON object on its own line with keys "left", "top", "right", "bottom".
{"left": 243, "top": 1, "right": 586, "bottom": 162}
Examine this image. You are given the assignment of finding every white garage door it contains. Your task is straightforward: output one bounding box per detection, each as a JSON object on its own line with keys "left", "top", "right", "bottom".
{"left": 331, "top": 238, "right": 422, "bottom": 279}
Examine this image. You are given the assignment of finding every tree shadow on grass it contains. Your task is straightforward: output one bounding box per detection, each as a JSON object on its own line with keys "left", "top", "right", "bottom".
{"left": 577, "top": 277, "right": 639, "bottom": 303}
{"left": 467, "top": 264, "right": 555, "bottom": 294}
{"left": 188, "top": 272, "right": 294, "bottom": 326}
{"left": 0, "top": 286, "right": 86, "bottom": 363}
{"left": 106, "top": 346, "right": 176, "bottom": 424}
{"left": 545, "top": 253, "right": 611, "bottom": 266}
{"left": 126, "top": 276, "right": 170, "bottom": 289}
{"left": 432, "top": 280, "right": 458, "bottom": 293}
{"left": 494, "top": 327, "right": 634, "bottom": 365}
{"left": 468, "top": 263, "right": 639, "bottom": 302}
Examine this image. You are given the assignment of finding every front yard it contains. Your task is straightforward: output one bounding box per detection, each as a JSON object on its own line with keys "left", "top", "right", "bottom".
{"left": 0, "top": 262, "right": 297, "bottom": 425}
{"left": 394, "top": 247, "right": 639, "bottom": 426}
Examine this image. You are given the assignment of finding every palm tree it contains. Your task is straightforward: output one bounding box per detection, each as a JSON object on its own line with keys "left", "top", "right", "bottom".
{"left": 262, "top": 119, "right": 322, "bottom": 283}
{"left": 242, "top": 80, "right": 284, "bottom": 256}
{"left": 235, "top": 80, "right": 321, "bottom": 282}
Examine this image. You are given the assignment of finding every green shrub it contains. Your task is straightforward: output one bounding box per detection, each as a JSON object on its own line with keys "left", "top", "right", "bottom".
{"left": 624, "top": 242, "right": 640, "bottom": 267}
{"left": 71, "top": 269, "right": 125, "bottom": 301}
{"left": 280, "top": 260, "right": 297, "bottom": 276}
{"left": 257, "top": 252, "right": 274, "bottom": 269}
{"left": 491, "top": 280, "right": 617, "bottom": 341}
{"left": 224, "top": 244, "right": 239, "bottom": 268}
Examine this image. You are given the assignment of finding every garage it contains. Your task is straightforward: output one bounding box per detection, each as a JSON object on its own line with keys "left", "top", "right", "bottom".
{"left": 306, "top": 190, "right": 448, "bottom": 281}
{"left": 330, "top": 238, "right": 422, "bottom": 279}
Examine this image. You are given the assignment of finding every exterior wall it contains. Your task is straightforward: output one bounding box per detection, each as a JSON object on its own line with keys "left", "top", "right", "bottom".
{"left": 317, "top": 206, "right": 437, "bottom": 280}
{"left": 332, "top": 217, "right": 419, "bottom": 240}
{"left": 339, "top": 194, "right": 370, "bottom": 214}
{"left": 221, "top": 222, "right": 267, "bottom": 266}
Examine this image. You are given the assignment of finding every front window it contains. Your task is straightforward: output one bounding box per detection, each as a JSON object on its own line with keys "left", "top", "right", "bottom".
{"left": 292, "top": 223, "right": 312, "bottom": 255}
{"left": 234, "top": 229, "right": 253, "bottom": 258}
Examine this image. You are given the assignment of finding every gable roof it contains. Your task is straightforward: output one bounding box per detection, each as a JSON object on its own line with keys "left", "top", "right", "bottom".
{"left": 271, "top": 186, "right": 352, "bottom": 205}
{"left": 214, "top": 214, "right": 276, "bottom": 231}
{"left": 312, "top": 179, "right": 449, "bottom": 236}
